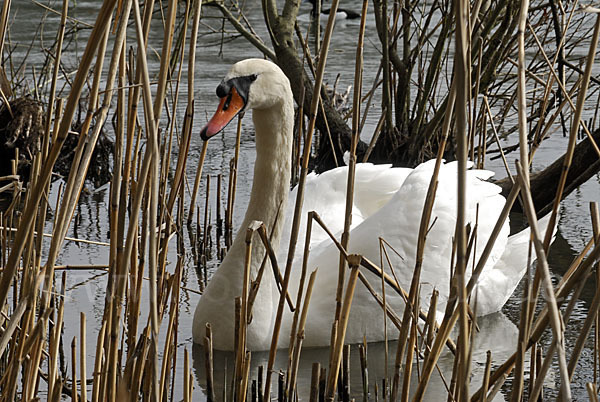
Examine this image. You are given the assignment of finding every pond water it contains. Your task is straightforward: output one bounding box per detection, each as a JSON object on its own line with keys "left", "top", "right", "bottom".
{"left": 5, "top": 0, "right": 600, "bottom": 400}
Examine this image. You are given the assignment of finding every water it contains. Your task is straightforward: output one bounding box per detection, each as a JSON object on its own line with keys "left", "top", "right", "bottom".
{"left": 5, "top": 0, "right": 600, "bottom": 400}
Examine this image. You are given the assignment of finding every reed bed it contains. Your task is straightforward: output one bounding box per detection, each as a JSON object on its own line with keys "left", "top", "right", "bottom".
{"left": 0, "top": 0, "right": 599, "bottom": 401}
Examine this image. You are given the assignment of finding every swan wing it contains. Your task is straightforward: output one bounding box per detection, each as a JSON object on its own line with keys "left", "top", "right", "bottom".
{"left": 277, "top": 164, "right": 411, "bottom": 263}
{"left": 300, "top": 160, "right": 511, "bottom": 345}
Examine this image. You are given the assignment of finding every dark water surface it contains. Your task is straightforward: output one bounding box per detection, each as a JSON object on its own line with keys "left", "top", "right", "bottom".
{"left": 6, "top": 1, "right": 600, "bottom": 400}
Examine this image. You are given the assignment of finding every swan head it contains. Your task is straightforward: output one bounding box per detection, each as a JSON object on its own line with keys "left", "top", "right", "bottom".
{"left": 200, "top": 59, "right": 292, "bottom": 140}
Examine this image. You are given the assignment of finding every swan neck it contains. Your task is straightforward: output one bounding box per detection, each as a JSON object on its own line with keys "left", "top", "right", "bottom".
{"left": 241, "top": 99, "right": 294, "bottom": 252}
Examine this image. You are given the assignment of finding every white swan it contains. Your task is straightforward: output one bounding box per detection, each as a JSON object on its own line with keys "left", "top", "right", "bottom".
{"left": 193, "top": 59, "right": 545, "bottom": 351}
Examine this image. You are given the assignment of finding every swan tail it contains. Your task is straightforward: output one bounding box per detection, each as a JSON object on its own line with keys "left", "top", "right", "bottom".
{"left": 473, "top": 213, "right": 556, "bottom": 316}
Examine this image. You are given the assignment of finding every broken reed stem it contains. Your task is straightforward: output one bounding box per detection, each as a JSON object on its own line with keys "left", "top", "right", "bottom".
{"left": 71, "top": 337, "right": 78, "bottom": 402}
{"left": 310, "top": 363, "right": 321, "bottom": 402}
{"left": 80, "top": 313, "right": 87, "bottom": 402}
{"left": 204, "top": 324, "right": 216, "bottom": 402}
{"left": 184, "top": 348, "right": 191, "bottom": 402}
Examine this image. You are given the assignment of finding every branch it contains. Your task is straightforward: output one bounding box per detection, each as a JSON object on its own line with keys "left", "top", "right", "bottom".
{"left": 205, "top": 2, "right": 276, "bottom": 61}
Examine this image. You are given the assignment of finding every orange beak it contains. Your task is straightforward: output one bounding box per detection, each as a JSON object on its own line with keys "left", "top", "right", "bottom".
{"left": 200, "top": 87, "right": 246, "bottom": 140}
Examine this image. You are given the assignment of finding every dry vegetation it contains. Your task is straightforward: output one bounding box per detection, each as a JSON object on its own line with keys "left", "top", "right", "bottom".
{"left": 0, "top": 0, "right": 598, "bottom": 401}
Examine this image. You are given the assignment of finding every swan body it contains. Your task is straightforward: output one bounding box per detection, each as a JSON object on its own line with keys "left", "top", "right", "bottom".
{"left": 193, "top": 59, "right": 547, "bottom": 351}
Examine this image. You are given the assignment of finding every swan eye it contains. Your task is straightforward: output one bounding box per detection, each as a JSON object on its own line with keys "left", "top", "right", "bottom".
{"left": 217, "top": 74, "right": 258, "bottom": 104}
{"left": 223, "top": 92, "right": 233, "bottom": 111}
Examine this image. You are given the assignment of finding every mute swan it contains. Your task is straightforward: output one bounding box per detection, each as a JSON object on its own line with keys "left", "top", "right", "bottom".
{"left": 193, "top": 59, "right": 546, "bottom": 351}
{"left": 306, "top": 0, "right": 361, "bottom": 19}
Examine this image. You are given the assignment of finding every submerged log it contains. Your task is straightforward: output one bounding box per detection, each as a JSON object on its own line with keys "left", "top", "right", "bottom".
{"left": 496, "top": 128, "right": 600, "bottom": 215}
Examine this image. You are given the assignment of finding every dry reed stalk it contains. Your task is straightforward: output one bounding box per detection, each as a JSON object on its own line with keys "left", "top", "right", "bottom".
{"left": 158, "top": 0, "right": 190, "bottom": 211}
{"left": 358, "top": 342, "right": 368, "bottom": 402}
{"left": 47, "top": 275, "right": 66, "bottom": 401}
{"left": 231, "top": 117, "right": 243, "bottom": 239}
{"left": 453, "top": 0, "right": 473, "bottom": 398}
{"left": 127, "top": 1, "right": 166, "bottom": 400}
{"left": 310, "top": 363, "right": 321, "bottom": 402}
{"left": 390, "top": 136, "right": 442, "bottom": 400}
{"left": 510, "top": 246, "right": 533, "bottom": 402}
{"left": 204, "top": 324, "right": 216, "bottom": 402}
{"left": 325, "top": 254, "right": 362, "bottom": 401}
{"left": 286, "top": 269, "right": 318, "bottom": 399}
{"left": 183, "top": 348, "right": 190, "bottom": 402}
{"left": 91, "top": 319, "right": 107, "bottom": 402}
{"left": 593, "top": 202, "right": 600, "bottom": 388}
{"left": 0, "top": 227, "right": 110, "bottom": 247}
{"left": 423, "top": 290, "right": 438, "bottom": 361}
{"left": 240, "top": 352, "right": 252, "bottom": 402}
{"left": 235, "top": 221, "right": 261, "bottom": 399}
{"left": 262, "top": 0, "right": 341, "bottom": 396}
{"left": 109, "top": 40, "right": 126, "bottom": 293}
{"left": 115, "top": 3, "right": 151, "bottom": 344}
{"left": 325, "top": 2, "right": 369, "bottom": 372}
{"left": 148, "top": 0, "right": 178, "bottom": 392}
{"left": 128, "top": 328, "right": 151, "bottom": 401}
{"left": 158, "top": 101, "right": 193, "bottom": 272}
{"left": 187, "top": 141, "right": 208, "bottom": 226}
{"left": 203, "top": 176, "right": 211, "bottom": 257}
{"left": 0, "top": 0, "right": 11, "bottom": 62}
{"left": 588, "top": 383, "right": 599, "bottom": 402}
{"left": 286, "top": 210, "right": 315, "bottom": 353}
{"left": 482, "top": 96, "right": 511, "bottom": 179}
{"left": 43, "top": 0, "right": 68, "bottom": 155}
{"left": 80, "top": 313, "right": 87, "bottom": 402}
{"left": 528, "top": 342, "right": 537, "bottom": 400}
{"left": 161, "top": 0, "right": 201, "bottom": 242}
{"left": 400, "top": 315, "right": 417, "bottom": 402}
{"left": 159, "top": 263, "right": 183, "bottom": 401}
{"left": 516, "top": 0, "right": 530, "bottom": 186}
{"left": 0, "top": 292, "right": 27, "bottom": 357}
{"left": 480, "top": 351, "right": 492, "bottom": 402}
{"left": 71, "top": 337, "right": 78, "bottom": 402}
{"left": 515, "top": 160, "right": 570, "bottom": 398}
{"left": 357, "top": 271, "right": 402, "bottom": 330}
